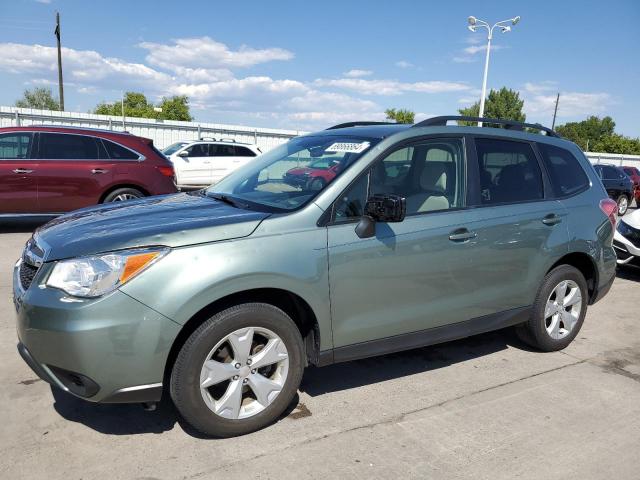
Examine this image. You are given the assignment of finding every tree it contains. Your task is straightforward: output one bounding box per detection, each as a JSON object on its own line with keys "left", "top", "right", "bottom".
{"left": 592, "top": 133, "right": 640, "bottom": 155}
{"left": 15, "top": 87, "right": 60, "bottom": 110}
{"left": 94, "top": 92, "right": 193, "bottom": 121}
{"left": 555, "top": 116, "right": 616, "bottom": 151}
{"left": 385, "top": 108, "right": 415, "bottom": 124}
{"left": 458, "top": 87, "right": 525, "bottom": 125}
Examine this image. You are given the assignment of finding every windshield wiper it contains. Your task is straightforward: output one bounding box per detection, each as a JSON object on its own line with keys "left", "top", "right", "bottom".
{"left": 206, "top": 192, "right": 250, "bottom": 209}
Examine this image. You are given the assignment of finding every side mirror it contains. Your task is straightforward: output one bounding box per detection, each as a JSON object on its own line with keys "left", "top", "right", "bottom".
{"left": 355, "top": 194, "right": 406, "bottom": 239}
{"left": 178, "top": 150, "right": 189, "bottom": 157}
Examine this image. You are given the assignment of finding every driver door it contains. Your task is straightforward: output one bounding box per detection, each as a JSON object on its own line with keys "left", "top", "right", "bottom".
{"left": 327, "top": 137, "right": 480, "bottom": 350}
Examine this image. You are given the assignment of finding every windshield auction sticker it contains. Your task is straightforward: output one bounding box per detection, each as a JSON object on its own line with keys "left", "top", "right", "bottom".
{"left": 325, "top": 141, "right": 370, "bottom": 154}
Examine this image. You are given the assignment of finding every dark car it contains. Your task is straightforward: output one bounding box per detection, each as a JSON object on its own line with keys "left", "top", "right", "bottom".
{"left": 0, "top": 126, "right": 177, "bottom": 216}
{"left": 592, "top": 164, "right": 634, "bottom": 215}
{"left": 622, "top": 166, "right": 640, "bottom": 204}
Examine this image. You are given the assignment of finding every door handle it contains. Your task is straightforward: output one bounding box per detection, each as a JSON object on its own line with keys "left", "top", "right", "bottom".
{"left": 449, "top": 228, "right": 477, "bottom": 242}
{"left": 91, "top": 168, "right": 109, "bottom": 174}
{"left": 12, "top": 168, "right": 34, "bottom": 174}
{"left": 542, "top": 214, "right": 562, "bottom": 226}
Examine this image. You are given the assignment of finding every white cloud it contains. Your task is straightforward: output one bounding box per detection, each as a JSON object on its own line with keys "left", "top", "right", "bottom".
{"left": 395, "top": 60, "right": 414, "bottom": 68}
{"left": 35, "top": 0, "right": 51, "bottom": 4}
{"left": 314, "top": 78, "right": 470, "bottom": 95}
{"left": 523, "top": 81, "right": 558, "bottom": 94}
{"left": 139, "top": 37, "right": 293, "bottom": 70}
{"left": 524, "top": 91, "right": 612, "bottom": 118}
{"left": 344, "top": 69, "right": 373, "bottom": 78}
{"left": 453, "top": 43, "right": 504, "bottom": 63}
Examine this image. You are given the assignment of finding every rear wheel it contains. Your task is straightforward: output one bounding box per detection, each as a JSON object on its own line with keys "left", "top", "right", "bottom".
{"left": 103, "top": 187, "right": 145, "bottom": 203}
{"left": 516, "top": 265, "right": 588, "bottom": 351}
{"left": 170, "top": 303, "right": 304, "bottom": 437}
{"left": 616, "top": 194, "right": 629, "bottom": 216}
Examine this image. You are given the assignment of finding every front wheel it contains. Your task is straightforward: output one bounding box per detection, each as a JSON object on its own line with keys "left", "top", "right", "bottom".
{"left": 170, "top": 303, "right": 304, "bottom": 437}
{"left": 516, "top": 265, "right": 588, "bottom": 352}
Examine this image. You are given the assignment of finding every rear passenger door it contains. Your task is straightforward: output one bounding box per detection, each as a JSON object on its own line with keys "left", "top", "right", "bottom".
{"left": 210, "top": 144, "right": 246, "bottom": 183}
{"left": 34, "top": 132, "right": 115, "bottom": 212}
{"left": 465, "top": 136, "right": 569, "bottom": 313}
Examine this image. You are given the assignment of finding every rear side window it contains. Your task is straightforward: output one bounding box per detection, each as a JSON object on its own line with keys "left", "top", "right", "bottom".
{"left": 602, "top": 165, "right": 623, "bottom": 180}
{"left": 102, "top": 139, "right": 140, "bottom": 160}
{"left": 38, "top": 133, "right": 103, "bottom": 160}
{"left": 475, "top": 138, "right": 544, "bottom": 204}
{"left": 0, "top": 133, "right": 32, "bottom": 159}
{"left": 214, "top": 145, "right": 237, "bottom": 156}
{"left": 538, "top": 143, "right": 589, "bottom": 197}
{"left": 235, "top": 146, "right": 256, "bottom": 157}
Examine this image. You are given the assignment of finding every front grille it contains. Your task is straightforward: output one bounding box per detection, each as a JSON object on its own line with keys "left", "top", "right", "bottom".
{"left": 19, "top": 261, "right": 39, "bottom": 291}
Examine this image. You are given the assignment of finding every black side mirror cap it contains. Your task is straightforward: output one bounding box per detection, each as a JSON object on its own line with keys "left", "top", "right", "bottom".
{"left": 354, "top": 194, "right": 406, "bottom": 239}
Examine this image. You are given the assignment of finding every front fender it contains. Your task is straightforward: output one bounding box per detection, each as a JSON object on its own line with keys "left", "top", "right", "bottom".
{"left": 119, "top": 225, "right": 332, "bottom": 350}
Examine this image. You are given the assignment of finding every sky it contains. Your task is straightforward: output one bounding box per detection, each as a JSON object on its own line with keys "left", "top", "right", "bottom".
{"left": 0, "top": 0, "right": 638, "bottom": 135}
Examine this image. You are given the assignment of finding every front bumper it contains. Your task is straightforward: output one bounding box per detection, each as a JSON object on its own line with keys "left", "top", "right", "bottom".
{"left": 13, "top": 260, "right": 181, "bottom": 403}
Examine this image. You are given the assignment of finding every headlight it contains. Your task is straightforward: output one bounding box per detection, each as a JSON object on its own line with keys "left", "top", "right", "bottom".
{"left": 46, "top": 247, "right": 169, "bottom": 298}
{"left": 617, "top": 221, "right": 633, "bottom": 237}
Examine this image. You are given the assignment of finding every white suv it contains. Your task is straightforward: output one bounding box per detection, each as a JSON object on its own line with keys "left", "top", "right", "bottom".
{"left": 162, "top": 139, "right": 261, "bottom": 188}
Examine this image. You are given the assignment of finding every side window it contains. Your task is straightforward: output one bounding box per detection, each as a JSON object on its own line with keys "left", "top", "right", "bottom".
{"left": 332, "top": 173, "right": 369, "bottom": 223}
{"left": 0, "top": 133, "right": 32, "bottom": 159}
{"left": 370, "top": 138, "right": 465, "bottom": 215}
{"left": 475, "top": 138, "right": 543, "bottom": 205}
{"left": 538, "top": 143, "right": 589, "bottom": 197}
{"left": 38, "top": 133, "right": 101, "bottom": 160}
{"left": 185, "top": 144, "right": 208, "bottom": 157}
{"left": 102, "top": 139, "right": 139, "bottom": 160}
{"left": 235, "top": 146, "right": 256, "bottom": 157}
{"left": 601, "top": 166, "right": 618, "bottom": 180}
{"left": 216, "top": 145, "right": 236, "bottom": 156}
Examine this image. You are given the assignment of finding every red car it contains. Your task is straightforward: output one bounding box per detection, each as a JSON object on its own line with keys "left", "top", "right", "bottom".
{"left": 0, "top": 126, "right": 177, "bottom": 216}
{"left": 622, "top": 166, "right": 640, "bottom": 204}
{"left": 283, "top": 157, "right": 343, "bottom": 191}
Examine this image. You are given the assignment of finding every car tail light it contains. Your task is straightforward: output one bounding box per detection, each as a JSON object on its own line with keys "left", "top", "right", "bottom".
{"left": 599, "top": 198, "right": 618, "bottom": 228}
{"left": 157, "top": 166, "right": 175, "bottom": 177}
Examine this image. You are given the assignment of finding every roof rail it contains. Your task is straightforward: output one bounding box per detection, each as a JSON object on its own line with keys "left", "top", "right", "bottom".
{"left": 326, "top": 121, "right": 398, "bottom": 130}
{"left": 413, "top": 116, "right": 560, "bottom": 137}
{"left": 18, "top": 124, "right": 133, "bottom": 135}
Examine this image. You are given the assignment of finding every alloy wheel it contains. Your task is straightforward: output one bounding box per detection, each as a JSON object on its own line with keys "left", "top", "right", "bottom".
{"left": 112, "top": 193, "right": 140, "bottom": 202}
{"left": 618, "top": 196, "right": 628, "bottom": 215}
{"left": 544, "top": 280, "right": 583, "bottom": 340}
{"left": 199, "top": 327, "right": 289, "bottom": 420}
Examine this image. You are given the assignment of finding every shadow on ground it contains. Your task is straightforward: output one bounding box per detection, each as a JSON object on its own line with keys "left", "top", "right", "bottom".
{"left": 616, "top": 265, "right": 640, "bottom": 282}
{"left": 0, "top": 218, "right": 50, "bottom": 233}
{"left": 50, "top": 328, "right": 524, "bottom": 437}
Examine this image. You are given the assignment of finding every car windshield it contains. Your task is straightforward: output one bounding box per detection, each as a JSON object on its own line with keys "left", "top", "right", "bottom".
{"left": 206, "top": 135, "right": 377, "bottom": 212}
{"left": 162, "top": 142, "right": 188, "bottom": 155}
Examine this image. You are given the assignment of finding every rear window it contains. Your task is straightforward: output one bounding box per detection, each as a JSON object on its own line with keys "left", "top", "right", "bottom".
{"left": 38, "top": 133, "right": 103, "bottom": 160}
{"left": 235, "top": 146, "right": 256, "bottom": 157}
{"left": 538, "top": 143, "right": 589, "bottom": 197}
{"left": 475, "top": 138, "right": 543, "bottom": 204}
{"left": 101, "top": 139, "right": 140, "bottom": 160}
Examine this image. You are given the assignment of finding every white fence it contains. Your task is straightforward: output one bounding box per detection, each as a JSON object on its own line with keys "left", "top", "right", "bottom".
{"left": 585, "top": 151, "right": 640, "bottom": 168}
{"left": 0, "top": 106, "right": 301, "bottom": 151}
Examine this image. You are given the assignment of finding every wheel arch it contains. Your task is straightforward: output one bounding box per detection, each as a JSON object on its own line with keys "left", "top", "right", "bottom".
{"left": 163, "top": 288, "right": 321, "bottom": 385}
{"left": 548, "top": 252, "right": 598, "bottom": 303}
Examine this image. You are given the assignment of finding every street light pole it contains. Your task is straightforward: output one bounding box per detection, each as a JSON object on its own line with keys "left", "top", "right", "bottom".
{"left": 467, "top": 15, "right": 521, "bottom": 126}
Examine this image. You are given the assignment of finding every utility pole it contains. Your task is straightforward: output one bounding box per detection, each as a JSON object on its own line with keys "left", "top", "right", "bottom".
{"left": 55, "top": 12, "right": 65, "bottom": 111}
{"left": 551, "top": 92, "right": 560, "bottom": 130}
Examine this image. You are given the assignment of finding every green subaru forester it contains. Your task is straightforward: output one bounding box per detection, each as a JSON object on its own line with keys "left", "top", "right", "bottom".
{"left": 14, "top": 116, "right": 617, "bottom": 437}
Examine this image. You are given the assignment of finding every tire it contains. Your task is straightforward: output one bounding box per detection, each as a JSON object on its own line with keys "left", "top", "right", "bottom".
{"left": 102, "top": 187, "right": 145, "bottom": 203}
{"left": 616, "top": 194, "right": 629, "bottom": 216}
{"left": 516, "top": 265, "right": 588, "bottom": 352}
{"left": 170, "top": 303, "right": 304, "bottom": 437}
{"left": 307, "top": 178, "right": 326, "bottom": 191}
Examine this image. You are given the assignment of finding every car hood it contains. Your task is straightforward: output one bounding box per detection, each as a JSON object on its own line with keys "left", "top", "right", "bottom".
{"left": 34, "top": 192, "right": 270, "bottom": 261}
{"left": 621, "top": 209, "right": 640, "bottom": 229}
